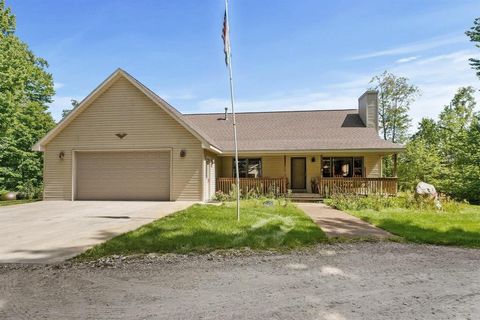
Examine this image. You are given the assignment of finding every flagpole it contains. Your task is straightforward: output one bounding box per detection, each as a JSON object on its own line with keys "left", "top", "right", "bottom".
{"left": 224, "top": 0, "right": 240, "bottom": 222}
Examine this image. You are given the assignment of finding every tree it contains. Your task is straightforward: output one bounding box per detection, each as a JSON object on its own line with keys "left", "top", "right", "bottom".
{"left": 399, "top": 87, "right": 480, "bottom": 203}
{"left": 61, "top": 99, "right": 79, "bottom": 120}
{"left": 369, "top": 71, "right": 420, "bottom": 177}
{"left": 0, "top": 0, "right": 56, "bottom": 196}
{"left": 435, "top": 87, "right": 479, "bottom": 202}
{"left": 369, "top": 71, "right": 420, "bottom": 143}
{"left": 398, "top": 138, "right": 442, "bottom": 191}
{"left": 466, "top": 17, "right": 480, "bottom": 78}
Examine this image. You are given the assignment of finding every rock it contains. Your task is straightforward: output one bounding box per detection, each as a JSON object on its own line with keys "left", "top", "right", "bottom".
{"left": 415, "top": 182, "right": 437, "bottom": 198}
{"left": 263, "top": 200, "right": 274, "bottom": 207}
{"left": 1, "top": 192, "right": 17, "bottom": 201}
{"left": 415, "top": 182, "right": 442, "bottom": 209}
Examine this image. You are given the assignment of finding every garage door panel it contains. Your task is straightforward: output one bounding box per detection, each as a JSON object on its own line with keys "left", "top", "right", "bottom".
{"left": 76, "top": 151, "right": 170, "bottom": 200}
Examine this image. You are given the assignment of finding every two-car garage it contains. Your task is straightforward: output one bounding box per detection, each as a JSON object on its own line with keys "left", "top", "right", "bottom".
{"left": 75, "top": 151, "right": 171, "bottom": 201}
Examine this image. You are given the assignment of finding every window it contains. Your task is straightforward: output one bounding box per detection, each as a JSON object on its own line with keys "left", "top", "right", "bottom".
{"left": 322, "top": 158, "right": 331, "bottom": 178}
{"left": 353, "top": 157, "right": 363, "bottom": 177}
{"left": 233, "top": 158, "right": 262, "bottom": 178}
{"left": 322, "top": 157, "right": 363, "bottom": 178}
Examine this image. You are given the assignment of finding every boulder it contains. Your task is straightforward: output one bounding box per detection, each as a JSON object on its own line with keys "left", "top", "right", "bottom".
{"left": 415, "top": 182, "right": 442, "bottom": 209}
{"left": 0, "top": 192, "right": 17, "bottom": 201}
{"left": 415, "top": 182, "right": 437, "bottom": 198}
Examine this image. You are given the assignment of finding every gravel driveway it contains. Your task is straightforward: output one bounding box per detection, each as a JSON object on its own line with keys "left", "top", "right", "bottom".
{"left": 1, "top": 242, "right": 479, "bottom": 319}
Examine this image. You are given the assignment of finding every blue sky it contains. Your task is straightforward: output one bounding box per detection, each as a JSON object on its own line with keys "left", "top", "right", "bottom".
{"left": 9, "top": 0, "right": 480, "bottom": 128}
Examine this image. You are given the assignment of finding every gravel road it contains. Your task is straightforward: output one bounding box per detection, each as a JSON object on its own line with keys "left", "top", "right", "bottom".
{"left": 1, "top": 242, "right": 479, "bottom": 320}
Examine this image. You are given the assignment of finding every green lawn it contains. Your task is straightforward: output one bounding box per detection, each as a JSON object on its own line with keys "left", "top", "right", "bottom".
{"left": 348, "top": 205, "right": 480, "bottom": 248}
{"left": 78, "top": 200, "right": 326, "bottom": 260}
{"left": 0, "top": 199, "right": 37, "bottom": 207}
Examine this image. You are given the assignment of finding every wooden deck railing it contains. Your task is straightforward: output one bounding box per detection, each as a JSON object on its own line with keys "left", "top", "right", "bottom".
{"left": 316, "top": 177, "right": 398, "bottom": 197}
{"left": 216, "top": 177, "right": 288, "bottom": 195}
{"left": 216, "top": 176, "right": 397, "bottom": 197}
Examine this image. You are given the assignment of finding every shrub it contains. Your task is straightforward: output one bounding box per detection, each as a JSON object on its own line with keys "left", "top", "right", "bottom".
{"left": 16, "top": 181, "right": 43, "bottom": 200}
{"left": 324, "top": 192, "right": 465, "bottom": 213}
{"left": 214, "top": 184, "right": 287, "bottom": 203}
{"left": 214, "top": 190, "right": 229, "bottom": 202}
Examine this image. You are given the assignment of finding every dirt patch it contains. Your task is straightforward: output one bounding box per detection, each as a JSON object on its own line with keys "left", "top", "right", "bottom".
{"left": 1, "top": 243, "right": 479, "bottom": 319}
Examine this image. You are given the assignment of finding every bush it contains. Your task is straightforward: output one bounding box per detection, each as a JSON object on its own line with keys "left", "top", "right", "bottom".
{"left": 16, "top": 182, "right": 43, "bottom": 200}
{"left": 324, "top": 192, "right": 465, "bottom": 213}
{"left": 214, "top": 184, "right": 286, "bottom": 202}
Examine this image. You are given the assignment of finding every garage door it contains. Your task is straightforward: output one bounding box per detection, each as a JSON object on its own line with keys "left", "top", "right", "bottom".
{"left": 76, "top": 151, "right": 170, "bottom": 200}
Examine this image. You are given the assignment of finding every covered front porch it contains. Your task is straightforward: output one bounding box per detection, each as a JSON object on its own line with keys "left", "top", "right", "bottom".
{"left": 214, "top": 153, "right": 398, "bottom": 198}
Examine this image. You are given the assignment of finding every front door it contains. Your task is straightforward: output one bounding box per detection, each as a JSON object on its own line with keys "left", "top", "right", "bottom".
{"left": 291, "top": 157, "right": 306, "bottom": 190}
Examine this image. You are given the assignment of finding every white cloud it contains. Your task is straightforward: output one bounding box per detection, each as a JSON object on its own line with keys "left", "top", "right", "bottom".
{"left": 194, "top": 49, "right": 480, "bottom": 132}
{"left": 195, "top": 91, "right": 355, "bottom": 114}
{"left": 390, "top": 50, "right": 480, "bottom": 127}
{"left": 349, "top": 34, "right": 465, "bottom": 60}
{"left": 48, "top": 96, "right": 81, "bottom": 122}
{"left": 395, "top": 56, "right": 419, "bottom": 64}
{"left": 54, "top": 82, "right": 65, "bottom": 90}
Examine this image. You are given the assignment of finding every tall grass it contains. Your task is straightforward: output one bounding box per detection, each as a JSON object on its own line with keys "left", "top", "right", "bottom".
{"left": 324, "top": 192, "right": 466, "bottom": 213}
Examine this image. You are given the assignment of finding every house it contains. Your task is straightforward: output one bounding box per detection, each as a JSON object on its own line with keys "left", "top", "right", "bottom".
{"left": 33, "top": 69, "right": 404, "bottom": 201}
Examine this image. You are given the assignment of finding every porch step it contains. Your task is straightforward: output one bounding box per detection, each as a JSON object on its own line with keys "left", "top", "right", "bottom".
{"left": 287, "top": 193, "right": 324, "bottom": 203}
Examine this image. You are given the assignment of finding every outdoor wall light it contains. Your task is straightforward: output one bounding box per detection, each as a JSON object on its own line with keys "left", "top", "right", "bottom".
{"left": 311, "top": 157, "right": 316, "bottom": 162}
{"left": 180, "top": 150, "right": 186, "bottom": 158}
{"left": 58, "top": 151, "right": 65, "bottom": 160}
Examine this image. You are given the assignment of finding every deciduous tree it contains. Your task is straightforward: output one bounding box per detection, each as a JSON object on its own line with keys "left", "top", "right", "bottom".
{"left": 369, "top": 71, "right": 420, "bottom": 143}
{"left": 466, "top": 17, "right": 480, "bottom": 78}
{"left": 0, "top": 0, "right": 55, "bottom": 197}
{"left": 369, "top": 71, "right": 420, "bottom": 177}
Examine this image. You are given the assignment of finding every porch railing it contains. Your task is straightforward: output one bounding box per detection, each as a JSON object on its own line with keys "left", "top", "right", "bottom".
{"left": 216, "top": 177, "right": 288, "bottom": 196}
{"left": 216, "top": 176, "right": 397, "bottom": 197}
{"left": 316, "top": 177, "right": 398, "bottom": 197}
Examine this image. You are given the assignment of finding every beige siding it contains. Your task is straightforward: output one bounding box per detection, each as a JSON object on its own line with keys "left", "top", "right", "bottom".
{"left": 44, "top": 77, "right": 203, "bottom": 201}
{"left": 220, "top": 157, "right": 233, "bottom": 177}
{"left": 364, "top": 153, "right": 382, "bottom": 178}
{"left": 262, "top": 156, "right": 285, "bottom": 177}
{"left": 358, "top": 91, "right": 379, "bottom": 131}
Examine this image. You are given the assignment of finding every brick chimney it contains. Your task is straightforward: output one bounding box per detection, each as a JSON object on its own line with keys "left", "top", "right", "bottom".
{"left": 358, "top": 90, "right": 378, "bottom": 132}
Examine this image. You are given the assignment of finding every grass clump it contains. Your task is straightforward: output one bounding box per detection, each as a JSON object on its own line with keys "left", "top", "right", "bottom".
{"left": 324, "top": 192, "right": 464, "bottom": 213}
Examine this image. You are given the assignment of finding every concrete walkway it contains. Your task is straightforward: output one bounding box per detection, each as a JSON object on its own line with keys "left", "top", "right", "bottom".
{"left": 296, "top": 202, "right": 392, "bottom": 238}
{"left": 0, "top": 201, "right": 195, "bottom": 264}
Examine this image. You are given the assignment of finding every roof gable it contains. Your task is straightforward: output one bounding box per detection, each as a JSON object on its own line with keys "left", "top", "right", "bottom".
{"left": 33, "top": 69, "right": 219, "bottom": 152}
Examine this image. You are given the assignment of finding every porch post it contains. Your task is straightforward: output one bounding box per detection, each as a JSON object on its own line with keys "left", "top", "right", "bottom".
{"left": 393, "top": 153, "right": 398, "bottom": 178}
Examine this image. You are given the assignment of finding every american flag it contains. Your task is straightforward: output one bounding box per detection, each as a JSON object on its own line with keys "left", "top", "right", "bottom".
{"left": 222, "top": 11, "right": 230, "bottom": 66}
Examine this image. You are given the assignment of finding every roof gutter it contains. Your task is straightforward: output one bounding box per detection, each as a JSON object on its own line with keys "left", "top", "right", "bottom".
{"left": 208, "top": 145, "right": 223, "bottom": 154}
{"left": 219, "top": 147, "right": 406, "bottom": 156}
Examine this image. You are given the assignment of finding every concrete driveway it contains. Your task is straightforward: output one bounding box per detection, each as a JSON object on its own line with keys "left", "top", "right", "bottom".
{"left": 0, "top": 201, "right": 195, "bottom": 264}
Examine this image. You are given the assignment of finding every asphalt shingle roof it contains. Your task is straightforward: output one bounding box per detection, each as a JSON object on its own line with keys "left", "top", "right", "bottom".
{"left": 184, "top": 109, "right": 404, "bottom": 152}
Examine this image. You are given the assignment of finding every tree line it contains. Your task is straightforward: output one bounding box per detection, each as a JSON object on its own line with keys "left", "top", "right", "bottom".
{"left": 371, "top": 17, "right": 480, "bottom": 203}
